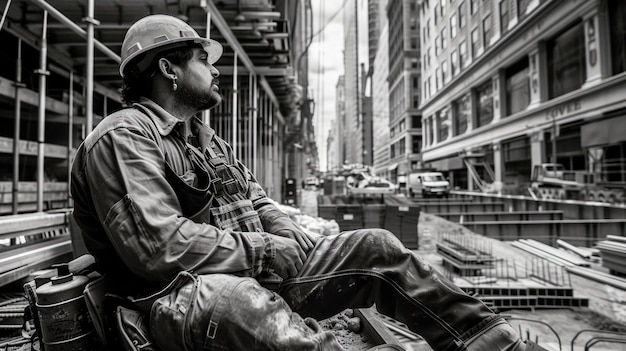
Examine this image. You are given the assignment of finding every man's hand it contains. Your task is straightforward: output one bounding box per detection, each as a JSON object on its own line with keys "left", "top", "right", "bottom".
{"left": 271, "top": 236, "right": 306, "bottom": 279}
{"left": 269, "top": 217, "right": 320, "bottom": 253}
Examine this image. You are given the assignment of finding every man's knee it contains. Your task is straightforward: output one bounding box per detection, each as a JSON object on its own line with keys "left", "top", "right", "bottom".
{"left": 352, "top": 228, "right": 407, "bottom": 251}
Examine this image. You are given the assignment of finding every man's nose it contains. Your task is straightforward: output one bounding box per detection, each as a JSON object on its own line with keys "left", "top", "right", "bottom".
{"left": 210, "top": 66, "right": 219, "bottom": 78}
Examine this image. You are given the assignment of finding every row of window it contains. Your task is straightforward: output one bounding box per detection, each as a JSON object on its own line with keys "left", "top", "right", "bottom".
{"left": 422, "top": 0, "right": 546, "bottom": 101}
{"left": 424, "top": 5, "right": 626, "bottom": 147}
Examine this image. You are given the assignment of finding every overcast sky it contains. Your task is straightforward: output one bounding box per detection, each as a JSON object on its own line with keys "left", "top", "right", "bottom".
{"left": 308, "top": 0, "right": 346, "bottom": 172}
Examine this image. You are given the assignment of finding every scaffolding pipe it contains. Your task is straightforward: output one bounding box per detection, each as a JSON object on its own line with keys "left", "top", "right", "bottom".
{"left": 28, "top": 0, "right": 120, "bottom": 63}
{"left": 232, "top": 53, "right": 238, "bottom": 155}
{"left": 202, "top": 10, "right": 212, "bottom": 125}
{"left": 12, "top": 39, "right": 23, "bottom": 214}
{"left": 252, "top": 80, "right": 258, "bottom": 175}
{"left": 250, "top": 74, "right": 257, "bottom": 172}
{"left": 84, "top": 0, "right": 96, "bottom": 133}
{"left": 36, "top": 10, "right": 49, "bottom": 213}
{"left": 67, "top": 70, "right": 73, "bottom": 203}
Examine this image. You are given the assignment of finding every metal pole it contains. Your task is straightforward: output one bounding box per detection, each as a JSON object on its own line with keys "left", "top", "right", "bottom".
{"left": 29, "top": 0, "right": 119, "bottom": 63}
{"left": 36, "top": 11, "right": 49, "bottom": 212}
{"left": 12, "top": 38, "right": 24, "bottom": 214}
{"left": 67, "top": 71, "right": 74, "bottom": 205}
{"left": 84, "top": 0, "right": 97, "bottom": 133}
{"left": 252, "top": 74, "right": 258, "bottom": 173}
{"left": 232, "top": 53, "right": 238, "bottom": 155}
{"left": 202, "top": 10, "right": 211, "bottom": 124}
{"left": 552, "top": 118, "right": 557, "bottom": 163}
{"left": 245, "top": 74, "right": 251, "bottom": 166}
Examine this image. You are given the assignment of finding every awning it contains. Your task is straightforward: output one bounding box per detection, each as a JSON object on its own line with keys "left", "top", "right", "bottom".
{"left": 388, "top": 163, "right": 398, "bottom": 171}
{"left": 581, "top": 115, "right": 626, "bottom": 148}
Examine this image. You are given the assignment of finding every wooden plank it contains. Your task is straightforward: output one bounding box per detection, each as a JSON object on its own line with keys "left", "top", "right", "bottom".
{"left": 354, "top": 307, "right": 403, "bottom": 346}
{"left": 0, "top": 212, "right": 67, "bottom": 237}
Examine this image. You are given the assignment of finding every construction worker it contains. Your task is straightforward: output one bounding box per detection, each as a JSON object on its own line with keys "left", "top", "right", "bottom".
{"left": 70, "top": 14, "right": 543, "bottom": 351}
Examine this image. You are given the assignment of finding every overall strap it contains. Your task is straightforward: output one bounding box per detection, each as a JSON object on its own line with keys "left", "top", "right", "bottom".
{"left": 205, "top": 144, "right": 240, "bottom": 197}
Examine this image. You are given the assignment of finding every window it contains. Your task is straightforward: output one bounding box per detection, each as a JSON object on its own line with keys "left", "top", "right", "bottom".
{"left": 459, "top": 1, "right": 467, "bottom": 28}
{"left": 435, "top": 35, "right": 441, "bottom": 55}
{"left": 459, "top": 40, "right": 468, "bottom": 68}
{"left": 475, "top": 80, "right": 494, "bottom": 128}
{"left": 505, "top": 58, "right": 530, "bottom": 116}
{"left": 412, "top": 135, "right": 422, "bottom": 153}
{"left": 411, "top": 58, "right": 419, "bottom": 69}
{"left": 411, "top": 114, "right": 422, "bottom": 129}
{"left": 609, "top": 1, "right": 626, "bottom": 75}
{"left": 500, "top": 0, "right": 510, "bottom": 34}
{"left": 437, "top": 107, "right": 450, "bottom": 142}
{"left": 451, "top": 50, "right": 459, "bottom": 77}
{"left": 411, "top": 76, "right": 420, "bottom": 109}
{"left": 427, "top": 116, "right": 434, "bottom": 145}
{"left": 450, "top": 13, "right": 458, "bottom": 38}
{"left": 442, "top": 60, "right": 448, "bottom": 84}
{"left": 518, "top": 0, "right": 531, "bottom": 17}
{"left": 434, "top": 5, "right": 439, "bottom": 24}
{"left": 429, "top": 76, "right": 434, "bottom": 96}
{"left": 483, "top": 15, "right": 493, "bottom": 48}
{"left": 470, "top": 0, "right": 478, "bottom": 15}
{"left": 441, "top": 28, "right": 447, "bottom": 50}
{"left": 453, "top": 95, "right": 470, "bottom": 136}
{"left": 471, "top": 27, "right": 481, "bottom": 58}
{"left": 436, "top": 67, "right": 442, "bottom": 90}
{"left": 547, "top": 22, "right": 585, "bottom": 99}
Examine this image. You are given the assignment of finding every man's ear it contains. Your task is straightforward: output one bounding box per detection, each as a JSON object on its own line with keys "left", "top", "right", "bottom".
{"left": 157, "top": 58, "right": 177, "bottom": 80}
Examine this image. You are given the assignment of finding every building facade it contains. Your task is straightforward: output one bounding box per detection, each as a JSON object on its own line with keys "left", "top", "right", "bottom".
{"left": 372, "top": 0, "right": 392, "bottom": 176}
{"left": 343, "top": 1, "right": 364, "bottom": 166}
{"left": 384, "top": 0, "right": 422, "bottom": 185}
{"left": 419, "top": 0, "right": 626, "bottom": 195}
{"left": 331, "top": 75, "right": 347, "bottom": 173}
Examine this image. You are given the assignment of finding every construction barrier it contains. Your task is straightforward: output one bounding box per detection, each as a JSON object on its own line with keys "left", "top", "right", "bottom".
{"left": 317, "top": 195, "right": 420, "bottom": 249}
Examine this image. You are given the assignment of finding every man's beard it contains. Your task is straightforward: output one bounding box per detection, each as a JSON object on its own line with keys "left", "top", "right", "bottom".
{"left": 175, "top": 82, "right": 222, "bottom": 111}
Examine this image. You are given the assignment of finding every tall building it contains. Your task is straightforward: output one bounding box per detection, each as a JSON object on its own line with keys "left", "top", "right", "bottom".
{"left": 418, "top": 0, "right": 626, "bottom": 194}
{"left": 334, "top": 75, "right": 346, "bottom": 172}
{"left": 372, "top": 0, "right": 392, "bottom": 176}
{"left": 326, "top": 119, "right": 338, "bottom": 172}
{"left": 343, "top": 1, "right": 364, "bottom": 166}
{"left": 384, "top": 0, "right": 422, "bottom": 185}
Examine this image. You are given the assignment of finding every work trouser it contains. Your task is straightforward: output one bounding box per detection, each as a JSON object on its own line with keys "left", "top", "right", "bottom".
{"left": 148, "top": 229, "right": 519, "bottom": 351}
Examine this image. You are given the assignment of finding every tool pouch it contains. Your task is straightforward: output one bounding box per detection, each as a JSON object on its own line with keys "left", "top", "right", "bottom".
{"left": 116, "top": 305, "right": 158, "bottom": 351}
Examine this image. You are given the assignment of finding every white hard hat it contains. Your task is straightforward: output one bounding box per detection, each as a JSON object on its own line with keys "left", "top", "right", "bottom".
{"left": 119, "top": 14, "right": 223, "bottom": 77}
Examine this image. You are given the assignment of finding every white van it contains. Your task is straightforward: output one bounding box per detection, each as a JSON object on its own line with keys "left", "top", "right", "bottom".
{"left": 406, "top": 172, "right": 450, "bottom": 198}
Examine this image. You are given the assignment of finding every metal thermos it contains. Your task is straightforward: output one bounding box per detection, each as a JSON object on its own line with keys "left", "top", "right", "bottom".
{"left": 36, "top": 263, "right": 96, "bottom": 350}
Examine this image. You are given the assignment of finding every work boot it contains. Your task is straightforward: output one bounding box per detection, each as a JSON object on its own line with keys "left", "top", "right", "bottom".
{"left": 465, "top": 318, "right": 527, "bottom": 351}
{"left": 367, "top": 345, "right": 406, "bottom": 351}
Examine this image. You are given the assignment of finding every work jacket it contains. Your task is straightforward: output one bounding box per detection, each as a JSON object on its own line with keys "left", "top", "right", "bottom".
{"left": 71, "top": 98, "right": 287, "bottom": 295}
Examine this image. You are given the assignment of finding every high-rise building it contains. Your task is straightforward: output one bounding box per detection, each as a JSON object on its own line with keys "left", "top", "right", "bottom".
{"left": 384, "top": 0, "right": 422, "bottom": 185}
{"left": 418, "top": 0, "right": 626, "bottom": 194}
{"left": 334, "top": 75, "right": 347, "bottom": 171}
{"left": 343, "top": 1, "right": 364, "bottom": 166}
{"left": 372, "top": 0, "right": 392, "bottom": 176}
